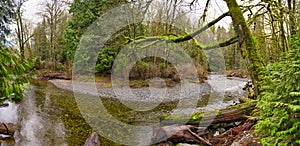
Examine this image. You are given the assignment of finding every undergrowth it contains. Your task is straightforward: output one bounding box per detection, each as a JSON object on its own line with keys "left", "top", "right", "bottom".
{"left": 255, "top": 36, "right": 300, "bottom": 145}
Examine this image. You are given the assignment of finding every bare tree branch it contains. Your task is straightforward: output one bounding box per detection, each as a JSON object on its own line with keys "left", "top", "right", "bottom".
{"left": 200, "top": 0, "right": 211, "bottom": 22}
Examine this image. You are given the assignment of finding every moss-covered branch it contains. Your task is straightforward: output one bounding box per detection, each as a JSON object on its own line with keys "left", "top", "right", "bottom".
{"left": 203, "top": 36, "right": 238, "bottom": 50}
{"left": 171, "top": 12, "right": 229, "bottom": 43}
{"left": 132, "top": 12, "right": 229, "bottom": 45}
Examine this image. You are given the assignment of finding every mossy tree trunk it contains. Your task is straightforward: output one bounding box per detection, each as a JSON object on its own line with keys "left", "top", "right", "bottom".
{"left": 224, "top": 0, "right": 265, "bottom": 96}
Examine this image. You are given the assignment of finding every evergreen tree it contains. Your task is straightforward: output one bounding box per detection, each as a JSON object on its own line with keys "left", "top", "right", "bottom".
{"left": 0, "top": 0, "right": 15, "bottom": 46}
{"left": 64, "top": 0, "right": 127, "bottom": 61}
{"left": 32, "top": 19, "right": 49, "bottom": 62}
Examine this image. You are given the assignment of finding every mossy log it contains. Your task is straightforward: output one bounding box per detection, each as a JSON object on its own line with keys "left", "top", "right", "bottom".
{"left": 161, "top": 101, "right": 256, "bottom": 126}
{"left": 0, "top": 123, "right": 16, "bottom": 136}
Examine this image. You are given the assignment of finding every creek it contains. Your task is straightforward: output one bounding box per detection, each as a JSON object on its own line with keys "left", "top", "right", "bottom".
{"left": 0, "top": 75, "right": 247, "bottom": 145}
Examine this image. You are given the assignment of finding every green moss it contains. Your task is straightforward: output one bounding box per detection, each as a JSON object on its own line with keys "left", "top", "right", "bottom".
{"left": 191, "top": 113, "right": 204, "bottom": 120}
{"left": 239, "top": 96, "right": 254, "bottom": 103}
{"left": 225, "top": 0, "right": 265, "bottom": 97}
{"left": 187, "top": 113, "right": 204, "bottom": 125}
{"left": 225, "top": 100, "right": 256, "bottom": 110}
{"left": 215, "top": 109, "right": 222, "bottom": 116}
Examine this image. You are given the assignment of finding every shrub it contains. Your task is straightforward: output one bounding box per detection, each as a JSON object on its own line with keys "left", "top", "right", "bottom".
{"left": 255, "top": 36, "right": 300, "bottom": 145}
{"left": 0, "top": 48, "right": 33, "bottom": 104}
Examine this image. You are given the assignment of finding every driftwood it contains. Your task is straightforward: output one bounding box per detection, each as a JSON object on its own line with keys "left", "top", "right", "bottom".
{"left": 152, "top": 125, "right": 212, "bottom": 145}
{"left": 209, "top": 119, "right": 260, "bottom": 145}
{"left": 153, "top": 100, "right": 257, "bottom": 145}
{"left": 161, "top": 100, "right": 257, "bottom": 126}
{"left": 84, "top": 131, "right": 100, "bottom": 146}
{"left": 0, "top": 136, "right": 15, "bottom": 144}
{"left": 41, "top": 73, "right": 71, "bottom": 80}
{"left": 0, "top": 123, "right": 16, "bottom": 136}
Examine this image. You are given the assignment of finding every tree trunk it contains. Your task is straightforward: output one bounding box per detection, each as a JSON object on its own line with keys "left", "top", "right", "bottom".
{"left": 279, "top": 0, "right": 287, "bottom": 52}
{"left": 0, "top": 123, "right": 16, "bottom": 136}
{"left": 288, "top": 0, "right": 297, "bottom": 36}
{"left": 224, "top": 0, "right": 265, "bottom": 96}
{"left": 161, "top": 101, "right": 256, "bottom": 126}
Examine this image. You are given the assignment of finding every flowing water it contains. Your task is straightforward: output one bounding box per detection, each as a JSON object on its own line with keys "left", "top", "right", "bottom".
{"left": 0, "top": 75, "right": 247, "bottom": 146}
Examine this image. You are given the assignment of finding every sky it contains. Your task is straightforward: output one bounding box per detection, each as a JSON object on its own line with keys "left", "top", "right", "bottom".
{"left": 22, "top": 0, "right": 232, "bottom": 28}
{"left": 23, "top": 0, "right": 44, "bottom": 24}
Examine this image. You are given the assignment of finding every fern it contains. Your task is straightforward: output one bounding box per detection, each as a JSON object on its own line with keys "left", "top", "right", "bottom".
{"left": 255, "top": 36, "right": 300, "bottom": 145}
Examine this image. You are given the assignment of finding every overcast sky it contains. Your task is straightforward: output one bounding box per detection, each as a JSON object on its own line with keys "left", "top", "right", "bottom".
{"left": 22, "top": 0, "right": 232, "bottom": 28}
{"left": 23, "top": 0, "right": 44, "bottom": 23}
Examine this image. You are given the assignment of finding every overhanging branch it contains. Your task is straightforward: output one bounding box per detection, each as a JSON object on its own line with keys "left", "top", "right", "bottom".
{"left": 132, "top": 11, "right": 229, "bottom": 45}
{"left": 204, "top": 36, "right": 238, "bottom": 50}
{"left": 171, "top": 12, "right": 229, "bottom": 43}
{"left": 126, "top": 11, "right": 231, "bottom": 53}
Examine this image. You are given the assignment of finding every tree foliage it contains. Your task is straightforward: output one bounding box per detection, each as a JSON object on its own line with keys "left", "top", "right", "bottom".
{"left": 0, "top": 48, "right": 33, "bottom": 104}
{"left": 255, "top": 36, "right": 300, "bottom": 145}
{"left": 0, "top": 0, "right": 33, "bottom": 104}
{"left": 0, "top": 0, "right": 15, "bottom": 45}
{"left": 63, "top": 0, "right": 126, "bottom": 61}
{"left": 32, "top": 19, "right": 49, "bottom": 65}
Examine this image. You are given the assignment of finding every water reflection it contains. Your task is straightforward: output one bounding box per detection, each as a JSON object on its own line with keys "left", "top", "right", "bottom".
{"left": 14, "top": 82, "right": 67, "bottom": 146}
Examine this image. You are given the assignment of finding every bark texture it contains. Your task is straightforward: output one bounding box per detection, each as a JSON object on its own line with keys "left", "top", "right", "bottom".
{"left": 224, "top": 0, "right": 265, "bottom": 96}
{"left": 0, "top": 123, "right": 16, "bottom": 136}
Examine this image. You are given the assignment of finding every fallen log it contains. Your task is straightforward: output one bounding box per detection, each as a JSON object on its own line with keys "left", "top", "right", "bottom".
{"left": 0, "top": 123, "right": 16, "bottom": 136}
{"left": 41, "top": 73, "right": 71, "bottom": 80}
{"left": 161, "top": 100, "right": 256, "bottom": 126}
{"left": 151, "top": 125, "right": 212, "bottom": 145}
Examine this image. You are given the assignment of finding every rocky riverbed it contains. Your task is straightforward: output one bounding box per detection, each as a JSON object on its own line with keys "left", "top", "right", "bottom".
{"left": 49, "top": 75, "right": 248, "bottom": 112}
